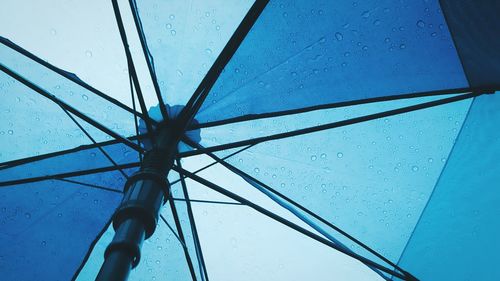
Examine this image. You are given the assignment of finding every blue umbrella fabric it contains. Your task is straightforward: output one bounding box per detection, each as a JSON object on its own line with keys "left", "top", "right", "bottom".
{"left": 0, "top": 0, "right": 499, "bottom": 280}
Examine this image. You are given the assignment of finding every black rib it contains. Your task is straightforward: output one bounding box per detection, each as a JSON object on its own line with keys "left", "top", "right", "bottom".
{"left": 186, "top": 138, "right": 405, "bottom": 275}
{"left": 177, "top": 0, "right": 269, "bottom": 131}
{"left": 71, "top": 216, "right": 115, "bottom": 281}
{"left": 0, "top": 134, "right": 146, "bottom": 171}
{"left": 190, "top": 87, "right": 497, "bottom": 130}
{"left": 170, "top": 144, "right": 254, "bottom": 186}
{"left": 60, "top": 108, "right": 129, "bottom": 179}
{"left": 0, "top": 63, "right": 145, "bottom": 153}
{"left": 0, "top": 162, "right": 140, "bottom": 187}
{"left": 177, "top": 159, "right": 209, "bottom": 281}
{"left": 179, "top": 92, "right": 481, "bottom": 158}
{"left": 0, "top": 36, "right": 150, "bottom": 123}
{"left": 56, "top": 178, "right": 123, "bottom": 194}
{"left": 173, "top": 198, "right": 242, "bottom": 206}
{"left": 168, "top": 196, "right": 198, "bottom": 281}
{"left": 111, "top": 0, "right": 155, "bottom": 140}
{"left": 129, "top": 75, "right": 143, "bottom": 162}
{"left": 160, "top": 214, "right": 187, "bottom": 249}
{"left": 128, "top": 0, "right": 168, "bottom": 120}
{"left": 173, "top": 166, "right": 410, "bottom": 280}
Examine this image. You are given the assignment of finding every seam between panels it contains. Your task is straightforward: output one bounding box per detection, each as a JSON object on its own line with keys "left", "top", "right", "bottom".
{"left": 437, "top": 0, "right": 473, "bottom": 87}
{"left": 391, "top": 97, "right": 476, "bottom": 280}
{"left": 71, "top": 216, "right": 115, "bottom": 281}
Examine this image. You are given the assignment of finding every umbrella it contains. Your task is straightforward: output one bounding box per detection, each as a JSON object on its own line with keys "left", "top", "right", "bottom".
{"left": 1, "top": 0, "right": 499, "bottom": 280}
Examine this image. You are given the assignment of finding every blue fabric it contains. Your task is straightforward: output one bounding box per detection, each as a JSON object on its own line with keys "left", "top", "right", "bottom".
{"left": 0, "top": 37, "right": 136, "bottom": 147}
{"left": 133, "top": 0, "right": 252, "bottom": 107}
{"left": 195, "top": 0, "right": 468, "bottom": 123}
{"left": 207, "top": 96, "right": 472, "bottom": 265}
{"left": 397, "top": 93, "right": 500, "bottom": 280}
{"left": 0, "top": 175, "right": 122, "bottom": 281}
{"left": 440, "top": 0, "right": 500, "bottom": 88}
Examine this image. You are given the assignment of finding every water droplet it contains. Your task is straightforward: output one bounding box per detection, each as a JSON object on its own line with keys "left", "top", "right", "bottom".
{"left": 205, "top": 48, "right": 212, "bottom": 54}
{"left": 441, "top": 157, "right": 446, "bottom": 163}
{"left": 361, "top": 11, "right": 370, "bottom": 18}
{"left": 335, "top": 32, "right": 344, "bottom": 41}
{"left": 254, "top": 167, "right": 260, "bottom": 173}
{"left": 399, "top": 44, "right": 406, "bottom": 49}
{"left": 412, "top": 165, "right": 419, "bottom": 172}
{"left": 310, "top": 155, "right": 317, "bottom": 161}
{"left": 155, "top": 260, "right": 160, "bottom": 264}
{"left": 431, "top": 32, "right": 437, "bottom": 37}
{"left": 82, "top": 94, "right": 89, "bottom": 101}
{"left": 7, "top": 130, "right": 13, "bottom": 135}
{"left": 170, "top": 30, "right": 176, "bottom": 36}
{"left": 50, "top": 28, "right": 57, "bottom": 35}
{"left": 428, "top": 158, "right": 433, "bottom": 163}
{"left": 41, "top": 241, "right": 47, "bottom": 246}
{"left": 406, "top": 213, "right": 412, "bottom": 218}
{"left": 362, "top": 45, "right": 368, "bottom": 51}
{"left": 205, "top": 12, "right": 210, "bottom": 17}
{"left": 337, "top": 152, "right": 343, "bottom": 158}
{"left": 25, "top": 212, "right": 31, "bottom": 219}
{"left": 57, "top": 213, "right": 62, "bottom": 217}
{"left": 416, "top": 20, "right": 425, "bottom": 28}
{"left": 282, "top": 12, "right": 288, "bottom": 17}
{"left": 165, "top": 23, "right": 172, "bottom": 29}
{"left": 169, "top": 14, "right": 175, "bottom": 20}
{"left": 373, "top": 19, "right": 381, "bottom": 26}
{"left": 85, "top": 50, "right": 92, "bottom": 58}
{"left": 216, "top": 25, "right": 220, "bottom": 31}
{"left": 320, "top": 153, "right": 327, "bottom": 159}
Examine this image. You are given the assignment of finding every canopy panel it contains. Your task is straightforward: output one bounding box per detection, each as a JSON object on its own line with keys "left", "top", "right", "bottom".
{"left": 133, "top": 0, "right": 253, "bottom": 106}
{"left": 204, "top": 97, "right": 471, "bottom": 266}
{"left": 397, "top": 92, "right": 500, "bottom": 280}
{"left": 440, "top": 0, "right": 500, "bottom": 88}
{"left": 195, "top": 0, "right": 468, "bottom": 123}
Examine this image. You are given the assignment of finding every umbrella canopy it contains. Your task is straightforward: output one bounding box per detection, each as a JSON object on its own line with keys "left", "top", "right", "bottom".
{"left": 0, "top": 0, "right": 499, "bottom": 280}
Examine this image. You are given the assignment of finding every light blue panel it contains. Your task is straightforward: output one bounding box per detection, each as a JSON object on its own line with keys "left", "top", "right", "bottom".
{"left": 134, "top": 0, "right": 252, "bottom": 106}
{"left": 0, "top": 38, "right": 136, "bottom": 143}
{"left": 0, "top": 71, "right": 93, "bottom": 162}
{"left": 196, "top": 0, "right": 468, "bottom": 123}
{"left": 205, "top": 97, "right": 472, "bottom": 264}
{"left": 397, "top": 93, "right": 500, "bottom": 280}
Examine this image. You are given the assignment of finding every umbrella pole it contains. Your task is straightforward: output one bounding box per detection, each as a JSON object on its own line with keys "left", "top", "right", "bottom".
{"left": 96, "top": 125, "right": 176, "bottom": 281}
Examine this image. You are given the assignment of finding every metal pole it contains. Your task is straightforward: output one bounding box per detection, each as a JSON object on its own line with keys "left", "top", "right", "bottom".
{"left": 96, "top": 124, "right": 178, "bottom": 281}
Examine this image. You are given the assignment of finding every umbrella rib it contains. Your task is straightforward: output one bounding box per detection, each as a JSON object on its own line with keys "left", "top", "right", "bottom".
{"left": 0, "top": 36, "right": 149, "bottom": 123}
{"left": 159, "top": 214, "right": 188, "bottom": 249}
{"left": 173, "top": 165, "right": 410, "bottom": 280}
{"left": 55, "top": 178, "right": 123, "bottom": 194}
{"left": 60, "top": 107, "right": 129, "bottom": 179}
{"left": 170, "top": 144, "right": 254, "bottom": 186}
{"left": 167, "top": 196, "right": 198, "bottom": 281}
{"left": 0, "top": 162, "right": 140, "bottom": 188}
{"left": 111, "top": 0, "right": 156, "bottom": 141}
{"left": 177, "top": 159, "right": 210, "bottom": 281}
{"left": 0, "top": 134, "right": 146, "bottom": 171}
{"left": 0, "top": 63, "right": 146, "bottom": 153}
{"left": 183, "top": 138, "right": 406, "bottom": 275}
{"left": 190, "top": 87, "right": 497, "bottom": 130}
{"left": 128, "top": 0, "right": 168, "bottom": 120}
{"left": 129, "top": 74, "right": 143, "bottom": 162}
{"left": 177, "top": 0, "right": 269, "bottom": 131}
{"left": 178, "top": 91, "right": 483, "bottom": 158}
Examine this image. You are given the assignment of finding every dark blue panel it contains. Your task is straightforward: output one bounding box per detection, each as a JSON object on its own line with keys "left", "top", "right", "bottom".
{"left": 196, "top": 0, "right": 468, "bottom": 123}
{"left": 0, "top": 179, "right": 121, "bottom": 281}
{"left": 397, "top": 92, "right": 500, "bottom": 280}
{"left": 439, "top": 0, "right": 500, "bottom": 88}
